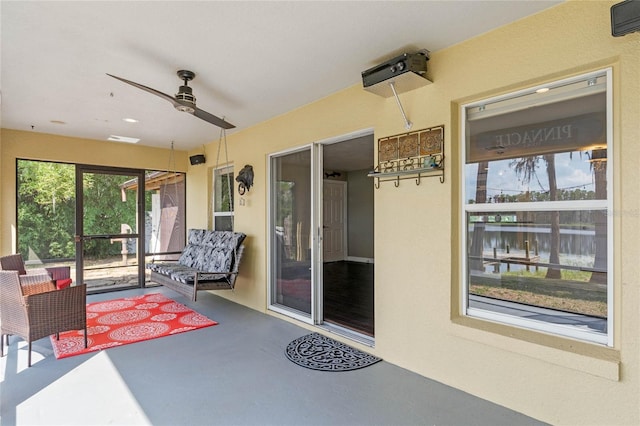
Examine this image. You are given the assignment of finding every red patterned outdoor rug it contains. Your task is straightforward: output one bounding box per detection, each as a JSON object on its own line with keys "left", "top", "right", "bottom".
{"left": 50, "top": 293, "right": 217, "bottom": 359}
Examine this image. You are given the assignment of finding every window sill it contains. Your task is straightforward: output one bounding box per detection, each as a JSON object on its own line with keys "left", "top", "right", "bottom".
{"left": 467, "top": 296, "right": 608, "bottom": 345}
{"left": 451, "top": 315, "right": 620, "bottom": 381}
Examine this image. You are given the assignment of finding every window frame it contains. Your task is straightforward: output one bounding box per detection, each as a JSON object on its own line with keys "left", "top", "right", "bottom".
{"left": 212, "top": 164, "right": 235, "bottom": 231}
{"left": 459, "top": 68, "right": 614, "bottom": 346}
{"left": 15, "top": 160, "right": 187, "bottom": 292}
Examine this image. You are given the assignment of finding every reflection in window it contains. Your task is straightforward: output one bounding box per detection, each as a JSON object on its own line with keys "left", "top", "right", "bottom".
{"left": 143, "top": 170, "right": 186, "bottom": 257}
{"left": 467, "top": 210, "right": 607, "bottom": 319}
{"left": 462, "top": 70, "right": 611, "bottom": 345}
{"left": 270, "top": 149, "right": 312, "bottom": 316}
{"left": 213, "top": 165, "right": 234, "bottom": 231}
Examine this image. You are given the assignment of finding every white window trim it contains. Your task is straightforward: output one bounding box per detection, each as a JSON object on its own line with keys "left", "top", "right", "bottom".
{"left": 212, "top": 164, "right": 234, "bottom": 230}
{"left": 459, "top": 68, "right": 614, "bottom": 346}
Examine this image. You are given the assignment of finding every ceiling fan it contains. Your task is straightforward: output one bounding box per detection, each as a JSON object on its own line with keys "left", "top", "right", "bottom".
{"left": 107, "top": 70, "right": 235, "bottom": 129}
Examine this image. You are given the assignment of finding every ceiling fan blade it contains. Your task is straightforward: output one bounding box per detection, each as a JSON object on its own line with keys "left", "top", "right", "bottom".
{"left": 192, "top": 107, "right": 235, "bottom": 129}
{"left": 106, "top": 73, "right": 178, "bottom": 107}
{"left": 107, "top": 73, "right": 235, "bottom": 130}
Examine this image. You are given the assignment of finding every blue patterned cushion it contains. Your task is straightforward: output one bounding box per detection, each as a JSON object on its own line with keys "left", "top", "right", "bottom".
{"left": 187, "top": 229, "right": 207, "bottom": 245}
{"left": 193, "top": 246, "right": 214, "bottom": 270}
{"left": 145, "top": 263, "right": 163, "bottom": 273}
{"left": 147, "top": 229, "right": 246, "bottom": 285}
{"left": 183, "top": 229, "right": 245, "bottom": 272}
{"left": 178, "top": 244, "right": 199, "bottom": 268}
{"left": 198, "top": 247, "right": 234, "bottom": 272}
{"left": 201, "top": 231, "right": 238, "bottom": 248}
{"left": 146, "top": 262, "right": 230, "bottom": 284}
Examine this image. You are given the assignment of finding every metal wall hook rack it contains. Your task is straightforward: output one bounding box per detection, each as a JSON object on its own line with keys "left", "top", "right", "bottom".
{"left": 369, "top": 159, "right": 444, "bottom": 188}
{"left": 368, "top": 125, "right": 445, "bottom": 189}
{"left": 416, "top": 169, "right": 445, "bottom": 185}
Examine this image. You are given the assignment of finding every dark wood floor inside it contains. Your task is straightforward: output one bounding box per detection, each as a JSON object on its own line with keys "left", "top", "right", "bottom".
{"left": 323, "top": 260, "right": 374, "bottom": 336}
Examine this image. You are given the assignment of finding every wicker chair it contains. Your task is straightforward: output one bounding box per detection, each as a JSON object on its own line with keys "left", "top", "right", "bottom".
{"left": 0, "top": 270, "right": 87, "bottom": 367}
{"left": 0, "top": 253, "right": 73, "bottom": 289}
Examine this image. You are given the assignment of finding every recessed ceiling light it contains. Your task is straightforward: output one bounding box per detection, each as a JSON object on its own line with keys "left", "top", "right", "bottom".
{"left": 536, "top": 87, "right": 550, "bottom": 94}
{"left": 50, "top": 120, "right": 66, "bottom": 125}
{"left": 123, "top": 118, "right": 139, "bottom": 123}
{"left": 108, "top": 135, "right": 140, "bottom": 143}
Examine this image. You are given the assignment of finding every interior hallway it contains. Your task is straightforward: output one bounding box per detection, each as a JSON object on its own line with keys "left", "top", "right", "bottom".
{"left": 1, "top": 287, "right": 546, "bottom": 426}
{"left": 323, "top": 261, "right": 374, "bottom": 336}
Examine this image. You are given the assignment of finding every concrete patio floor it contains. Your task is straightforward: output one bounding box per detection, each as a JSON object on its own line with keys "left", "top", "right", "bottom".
{"left": 1, "top": 287, "right": 547, "bottom": 426}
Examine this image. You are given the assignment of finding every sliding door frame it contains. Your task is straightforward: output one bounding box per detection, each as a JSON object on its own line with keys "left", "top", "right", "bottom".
{"left": 267, "top": 144, "right": 317, "bottom": 323}
{"left": 267, "top": 128, "right": 374, "bottom": 330}
{"left": 75, "top": 164, "right": 146, "bottom": 292}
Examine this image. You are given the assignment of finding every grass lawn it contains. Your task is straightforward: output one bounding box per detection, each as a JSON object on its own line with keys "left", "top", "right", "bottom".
{"left": 470, "top": 268, "right": 607, "bottom": 318}
{"left": 470, "top": 284, "right": 607, "bottom": 317}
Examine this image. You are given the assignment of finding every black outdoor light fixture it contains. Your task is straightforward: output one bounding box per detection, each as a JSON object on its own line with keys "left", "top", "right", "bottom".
{"left": 236, "top": 165, "right": 254, "bottom": 195}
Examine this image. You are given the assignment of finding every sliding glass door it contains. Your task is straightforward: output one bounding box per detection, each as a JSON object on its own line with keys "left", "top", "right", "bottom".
{"left": 269, "top": 147, "right": 315, "bottom": 320}
{"left": 75, "top": 165, "right": 146, "bottom": 291}
{"left": 17, "top": 160, "right": 186, "bottom": 293}
{"left": 268, "top": 132, "right": 375, "bottom": 339}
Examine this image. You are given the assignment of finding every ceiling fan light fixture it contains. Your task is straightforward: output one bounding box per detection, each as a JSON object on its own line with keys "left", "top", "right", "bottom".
{"left": 175, "top": 103, "right": 195, "bottom": 114}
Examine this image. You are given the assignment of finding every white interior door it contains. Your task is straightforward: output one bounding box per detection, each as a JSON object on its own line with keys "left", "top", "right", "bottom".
{"left": 323, "top": 180, "right": 347, "bottom": 262}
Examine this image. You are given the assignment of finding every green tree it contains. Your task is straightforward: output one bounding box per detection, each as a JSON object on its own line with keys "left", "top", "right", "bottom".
{"left": 511, "top": 155, "right": 561, "bottom": 279}
{"left": 17, "top": 160, "right": 76, "bottom": 260}
{"left": 82, "top": 173, "right": 137, "bottom": 258}
{"left": 17, "top": 161, "right": 138, "bottom": 261}
{"left": 469, "top": 161, "right": 489, "bottom": 270}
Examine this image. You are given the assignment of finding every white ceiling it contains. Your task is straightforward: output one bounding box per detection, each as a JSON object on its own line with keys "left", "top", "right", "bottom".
{"left": 1, "top": 1, "right": 562, "bottom": 152}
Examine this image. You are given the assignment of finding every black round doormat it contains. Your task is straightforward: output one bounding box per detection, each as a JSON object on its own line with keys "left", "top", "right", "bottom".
{"left": 284, "top": 332, "right": 382, "bottom": 371}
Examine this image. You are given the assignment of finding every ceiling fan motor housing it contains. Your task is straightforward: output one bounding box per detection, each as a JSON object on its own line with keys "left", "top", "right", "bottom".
{"left": 175, "top": 85, "right": 196, "bottom": 112}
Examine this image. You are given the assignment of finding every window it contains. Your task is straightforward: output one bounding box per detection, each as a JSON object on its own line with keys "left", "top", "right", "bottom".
{"left": 461, "top": 69, "right": 612, "bottom": 345}
{"left": 145, "top": 169, "right": 186, "bottom": 257}
{"left": 213, "top": 165, "right": 234, "bottom": 231}
{"left": 17, "top": 160, "right": 186, "bottom": 291}
{"left": 17, "top": 160, "right": 76, "bottom": 263}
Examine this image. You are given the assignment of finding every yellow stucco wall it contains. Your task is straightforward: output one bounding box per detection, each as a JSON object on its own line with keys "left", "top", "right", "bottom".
{"left": 188, "top": 2, "right": 639, "bottom": 424}
{"left": 186, "top": 84, "right": 382, "bottom": 313}
{"left": 1, "top": 1, "right": 639, "bottom": 424}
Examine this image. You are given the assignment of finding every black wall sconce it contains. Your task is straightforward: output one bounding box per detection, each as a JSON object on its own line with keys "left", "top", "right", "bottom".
{"left": 236, "top": 165, "right": 254, "bottom": 195}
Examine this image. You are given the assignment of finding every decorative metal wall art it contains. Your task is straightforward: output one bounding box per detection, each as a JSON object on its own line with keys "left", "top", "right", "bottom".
{"left": 368, "top": 125, "right": 444, "bottom": 188}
